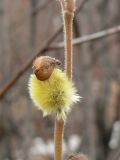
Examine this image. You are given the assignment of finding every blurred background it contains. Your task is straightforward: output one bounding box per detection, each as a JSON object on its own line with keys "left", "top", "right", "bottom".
{"left": 0, "top": 0, "right": 120, "bottom": 160}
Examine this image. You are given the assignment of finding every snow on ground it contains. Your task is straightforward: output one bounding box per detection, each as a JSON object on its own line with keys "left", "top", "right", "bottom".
{"left": 29, "top": 134, "right": 81, "bottom": 156}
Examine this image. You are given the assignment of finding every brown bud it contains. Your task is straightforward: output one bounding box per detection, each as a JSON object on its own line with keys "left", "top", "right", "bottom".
{"left": 33, "top": 56, "right": 61, "bottom": 81}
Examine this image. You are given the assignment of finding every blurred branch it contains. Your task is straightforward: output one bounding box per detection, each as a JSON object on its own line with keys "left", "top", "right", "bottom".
{"left": 0, "top": 0, "right": 88, "bottom": 99}
{"left": 0, "top": 27, "right": 62, "bottom": 99}
{"left": 50, "top": 25, "right": 120, "bottom": 49}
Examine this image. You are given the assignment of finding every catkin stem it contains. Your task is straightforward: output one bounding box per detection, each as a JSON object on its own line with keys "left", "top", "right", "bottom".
{"left": 54, "top": 118, "right": 64, "bottom": 160}
{"left": 54, "top": 1, "right": 75, "bottom": 160}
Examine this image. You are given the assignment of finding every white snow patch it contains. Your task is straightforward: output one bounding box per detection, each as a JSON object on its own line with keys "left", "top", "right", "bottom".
{"left": 68, "top": 134, "right": 81, "bottom": 152}
{"left": 29, "top": 134, "right": 81, "bottom": 156}
{"left": 29, "top": 137, "right": 67, "bottom": 156}
{"left": 29, "top": 137, "right": 47, "bottom": 155}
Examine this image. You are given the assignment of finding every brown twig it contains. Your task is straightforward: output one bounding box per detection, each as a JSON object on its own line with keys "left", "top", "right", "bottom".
{"left": 64, "top": 0, "right": 74, "bottom": 79}
{"left": 0, "top": 0, "right": 88, "bottom": 99}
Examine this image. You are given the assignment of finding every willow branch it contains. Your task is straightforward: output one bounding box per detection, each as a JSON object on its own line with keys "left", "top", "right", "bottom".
{"left": 61, "top": 0, "right": 75, "bottom": 79}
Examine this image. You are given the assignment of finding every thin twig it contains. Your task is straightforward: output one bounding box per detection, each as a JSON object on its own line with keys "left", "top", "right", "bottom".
{"left": 54, "top": 1, "right": 66, "bottom": 160}
{"left": 50, "top": 25, "right": 120, "bottom": 49}
{"left": 0, "top": 0, "right": 88, "bottom": 99}
{"left": 64, "top": 1, "right": 74, "bottom": 79}
{"left": 54, "top": 0, "right": 75, "bottom": 160}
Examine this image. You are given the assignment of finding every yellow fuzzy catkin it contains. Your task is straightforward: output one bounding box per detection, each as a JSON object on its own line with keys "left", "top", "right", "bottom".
{"left": 28, "top": 68, "right": 80, "bottom": 120}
